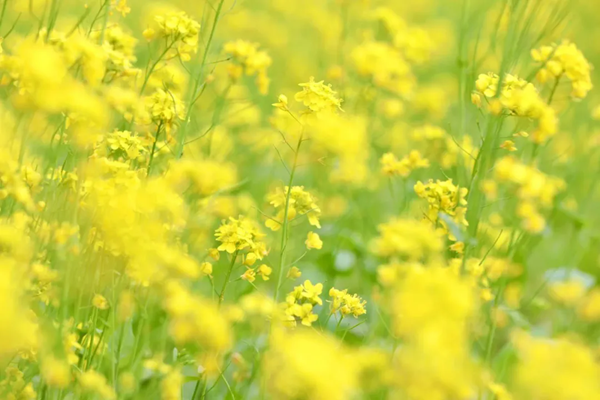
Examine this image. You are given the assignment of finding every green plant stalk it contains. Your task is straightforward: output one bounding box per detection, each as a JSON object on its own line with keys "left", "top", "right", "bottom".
{"left": 0, "top": 0, "right": 8, "bottom": 32}
{"left": 138, "top": 38, "right": 178, "bottom": 96}
{"left": 146, "top": 122, "right": 163, "bottom": 177}
{"left": 273, "top": 131, "right": 304, "bottom": 302}
{"left": 99, "top": 0, "right": 110, "bottom": 43}
{"left": 218, "top": 250, "right": 239, "bottom": 308}
{"left": 175, "top": 0, "right": 226, "bottom": 158}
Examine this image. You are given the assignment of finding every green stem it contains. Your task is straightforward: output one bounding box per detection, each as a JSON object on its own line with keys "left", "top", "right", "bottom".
{"left": 334, "top": 315, "right": 344, "bottom": 334}
{"left": 218, "top": 250, "right": 239, "bottom": 307}
{"left": 484, "top": 278, "right": 507, "bottom": 365}
{"left": 547, "top": 74, "right": 562, "bottom": 105}
{"left": 273, "top": 131, "right": 304, "bottom": 302}
{"left": 175, "top": 0, "right": 226, "bottom": 158}
{"left": 0, "top": 0, "right": 8, "bottom": 32}
{"left": 98, "top": 0, "right": 110, "bottom": 43}
{"left": 83, "top": 308, "right": 98, "bottom": 370}
{"left": 146, "top": 122, "right": 163, "bottom": 177}
{"left": 138, "top": 39, "right": 178, "bottom": 96}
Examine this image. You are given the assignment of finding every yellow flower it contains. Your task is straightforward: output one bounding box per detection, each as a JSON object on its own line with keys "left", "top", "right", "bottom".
{"left": 257, "top": 264, "right": 272, "bottom": 281}
{"left": 272, "top": 94, "right": 288, "bottom": 110}
{"left": 500, "top": 140, "right": 517, "bottom": 152}
{"left": 208, "top": 248, "right": 220, "bottom": 261}
{"left": 513, "top": 131, "right": 529, "bottom": 138}
{"left": 329, "top": 287, "right": 367, "bottom": 318}
{"left": 241, "top": 268, "right": 256, "bottom": 283}
{"left": 200, "top": 262, "right": 213, "bottom": 276}
{"left": 370, "top": 217, "right": 443, "bottom": 261}
{"left": 294, "top": 77, "right": 343, "bottom": 114}
{"left": 145, "top": 88, "right": 185, "bottom": 125}
{"left": 380, "top": 151, "right": 429, "bottom": 177}
{"left": 301, "top": 280, "right": 323, "bottom": 305}
{"left": 512, "top": 331, "right": 600, "bottom": 399}
{"left": 578, "top": 288, "right": 600, "bottom": 322}
{"left": 142, "top": 28, "right": 155, "bottom": 41}
{"left": 287, "top": 266, "right": 302, "bottom": 279}
{"left": 161, "top": 369, "right": 182, "bottom": 400}
{"left": 79, "top": 370, "right": 116, "bottom": 400}
{"left": 41, "top": 357, "right": 70, "bottom": 388}
{"left": 548, "top": 280, "right": 586, "bottom": 305}
{"left": 532, "top": 40, "right": 593, "bottom": 99}
{"left": 263, "top": 329, "right": 359, "bottom": 400}
{"left": 215, "top": 216, "right": 267, "bottom": 259}
{"left": 113, "top": 0, "right": 131, "bottom": 17}
{"left": 224, "top": 40, "right": 272, "bottom": 94}
{"left": 266, "top": 186, "right": 321, "bottom": 231}
{"left": 92, "top": 294, "right": 109, "bottom": 310}
{"left": 305, "top": 231, "right": 323, "bottom": 250}
{"left": 450, "top": 241, "right": 465, "bottom": 254}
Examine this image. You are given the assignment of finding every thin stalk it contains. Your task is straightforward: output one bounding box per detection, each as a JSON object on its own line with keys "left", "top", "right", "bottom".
{"left": 146, "top": 122, "right": 163, "bottom": 177}
{"left": 334, "top": 315, "right": 344, "bottom": 334}
{"left": 273, "top": 131, "right": 304, "bottom": 302}
{"left": 139, "top": 39, "right": 178, "bottom": 96}
{"left": 175, "top": 0, "right": 226, "bottom": 157}
{"left": 99, "top": 0, "right": 110, "bottom": 43}
{"left": 547, "top": 74, "right": 562, "bottom": 105}
{"left": 83, "top": 308, "right": 98, "bottom": 370}
{"left": 484, "top": 278, "right": 507, "bottom": 365}
{"left": 0, "top": 0, "right": 8, "bottom": 31}
{"left": 218, "top": 250, "right": 239, "bottom": 307}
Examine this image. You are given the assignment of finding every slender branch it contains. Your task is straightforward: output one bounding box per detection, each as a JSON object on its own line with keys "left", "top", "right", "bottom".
{"left": 146, "top": 122, "right": 163, "bottom": 177}
{"left": 273, "top": 130, "right": 304, "bottom": 302}
{"left": 218, "top": 250, "right": 239, "bottom": 307}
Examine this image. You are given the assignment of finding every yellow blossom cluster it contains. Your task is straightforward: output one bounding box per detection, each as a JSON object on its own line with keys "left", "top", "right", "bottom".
{"left": 484, "top": 156, "right": 565, "bottom": 233}
{"left": 329, "top": 287, "right": 367, "bottom": 317}
{"left": 414, "top": 178, "right": 469, "bottom": 239}
{"left": 151, "top": 12, "right": 201, "bottom": 61}
{"left": 474, "top": 73, "right": 558, "bottom": 143}
{"left": 224, "top": 40, "right": 272, "bottom": 94}
{"left": 380, "top": 150, "right": 429, "bottom": 177}
{"left": 265, "top": 186, "right": 321, "bottom": 231}
{"left": 0, "top": 1, "right": 597, "bottom": 399}
{"left": 370, "top": 217, "right": 443, "bottom": 261}
{"left": 532, "top": 40, "right": 593, "bottom": 99}
{"left": 294, "top": 76, "right": 343, "bottom": 115}
{"left": 389, "top": 265, "right": 478, "bottom": 399}
{"left": 215, "top": 215, "right": 267, "bottom": 259}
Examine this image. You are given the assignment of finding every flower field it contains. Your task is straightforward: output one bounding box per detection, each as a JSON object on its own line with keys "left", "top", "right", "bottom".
{"left": 2, "top": 0, "right": 600, "bottom": 399}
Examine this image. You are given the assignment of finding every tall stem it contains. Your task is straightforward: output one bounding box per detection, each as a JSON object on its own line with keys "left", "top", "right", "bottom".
{"left": 146, "top": 122, "right": 163, "bottom": 177}
{"left": 273, "top": 131, "right": 304, "bottom": 302}
{"left": 176, "top": 0, "right": 226, "bottom": 158}
{"left": 547, "top": 74, "right": 562, "bottom": 105}
{"left": 218, "top": 250, "right": 239, "bottom": 308}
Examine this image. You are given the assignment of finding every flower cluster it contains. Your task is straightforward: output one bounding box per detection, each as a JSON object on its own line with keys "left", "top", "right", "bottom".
{"left": 224, "top": 40, "right": 272, "bottom": 94}
{"left": 283, "top": 280, "right": 323, "bottom": 326}
{"left": 0, "top": 1, "right": 596, "bottom": 399}
{"left": 532, "top": 40, "right": 593, "bottom": 99}
{"left": 370, "top": 217, "right": 443, "bottom": 261}
{"left": 389, "top": 265, "right": 478, "bottom": 399}
{"left": 95, "top": 130, "right": 148, "bottom": 161}
{"left": 265, "top": 186, "right": 321, "bottom": 231}
{"left": 152, "top": 12, "right": 201, "bottom": 61}
{"left": 215, "top": 216, "right": 268, "bottom": 260}
{"left": 473, "top": 73, "right": 558, "bottom": 143}
{"left": 414, "top": 178, "right": 469, "bottom": 239}
{"left": 145, "top": 88, "right": 185, "bottom": 125}
{"left": 484, "top": 156, "right": 565, "bottom": 233}
{"left": 380, "top": 150, "right": 429, "bottom": 177}
{"left": 351, "top": 41, "right": 415, "bottom": 96}
{"left": 329, "top": 287, "right": 367, "bottom": 318}
{"left": 294, "top": 77, "right": 343, "bottom": 115}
